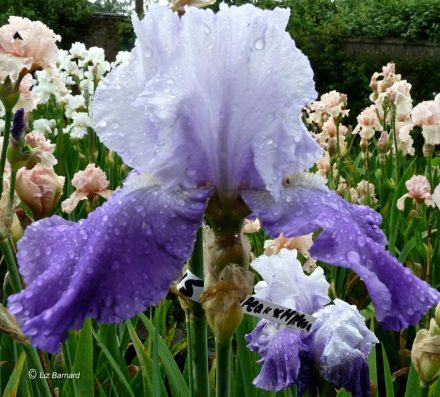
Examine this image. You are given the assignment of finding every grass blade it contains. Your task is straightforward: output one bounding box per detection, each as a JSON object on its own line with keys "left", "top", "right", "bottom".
{"left": 138, "top": 313, "right": 189, "bottom": 397}
{"left": 2, "top": 351, "right": 25, "bottom": 397}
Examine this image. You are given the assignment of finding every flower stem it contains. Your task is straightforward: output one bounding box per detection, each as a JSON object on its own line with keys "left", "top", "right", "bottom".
{"left": 188, "top": 228, "right": 209, "bottom": 397}
{"left": 215, "top": 338, "right": 231, "bottom": 397}
{"left": 0, "top": 108, "right": 12, "bottom": 199}
{"left": 421, "top": 385, "right": 429, "bottom": 397}
{"left": 22, "top": 344, "right": 53, "bottom": 397}
{"left": 0, "top": 238, "right": 21, "bottom": 293}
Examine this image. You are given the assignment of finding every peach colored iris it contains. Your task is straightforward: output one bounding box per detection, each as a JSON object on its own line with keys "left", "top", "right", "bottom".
{"left": 397, "top": 175, "right": 440, "bottom": 211}
{"left": 61, "top": 164, "right": 112, "bottom": 213}
{"left": 15, "top": 165, "right": 65, "bottom": 219}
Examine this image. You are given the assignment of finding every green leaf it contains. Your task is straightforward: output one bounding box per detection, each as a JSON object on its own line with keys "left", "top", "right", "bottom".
{"left": 235, "top": 317, "right": 257, "bottom": 397}
{"left": 381, "top": 344, "right": 394, "bottom": 397}
{"left": 404, "top": 362, "right": 421, "bottom": 397}
{"left": 127, "top": 321, "right": 153, "bottom": 397}
{"left": 92, "top": 329, "right": 135, "bottom": 397}
{"left": 2, "top": 351, "right": 25, "bottom": 397}
{"left": 73, "top": 319, "right": 94, "bottom": 396}
{"left": 138, "top": 313, "right": 190, "bottom": 397}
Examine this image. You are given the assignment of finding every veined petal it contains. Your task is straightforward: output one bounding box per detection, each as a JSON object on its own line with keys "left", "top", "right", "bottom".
{"left": 246, "top": 320, "right": 308, "bottom": 391}
{"left": 8, "top": 176, "right": 211, "bottom": 352}
{"left": 93, "top": 5, "right": 320, "bottom": 196}
{"left": 242, "top": 174, "right": 440, "bottom": 330}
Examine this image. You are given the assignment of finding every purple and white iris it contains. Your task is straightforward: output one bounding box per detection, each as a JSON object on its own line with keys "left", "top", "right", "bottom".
{"left": 246, "top": 249, "right": 378, "bottom": 396}
{"left": 8, "top": 4, "right": 439, "bottom": 352}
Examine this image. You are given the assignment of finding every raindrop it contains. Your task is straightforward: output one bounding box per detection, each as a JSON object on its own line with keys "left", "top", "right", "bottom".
{"left": 357, "top": 235, "right": 366, "bottom": 247}
{"left": 254, "top": 37, "right": 265, "bottom": 50}
{"left": 112, "top": 261, "right": 120, "bottom": 270}
{"left": 346, "top": 250, "right": 360, "bottom": 265}
{"left": 9, "top": 302, "right": 23, "bottom": 314}
{"left": 86, "top": 267, "right": 93, "bottom": 274}
{"left": 27, "top": 327, "right": 38, "bottom": 336}
{"left": 145, "top": 47, "right": 153, "bottom": 58}
{"left": 190, "top": 202, "right": 204, "bottom": 211}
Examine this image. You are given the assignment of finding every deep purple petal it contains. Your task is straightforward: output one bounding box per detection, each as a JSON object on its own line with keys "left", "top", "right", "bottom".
{"left": 8, "top": 182, "right": 211, "bottom": 352}
{"left": 297, "top": 351, "right": 318, "bottom": 397}
{"left": 321, "top": 353, "right": 370, "bottom": 397}
{"left": 242, "top": 180, "right": 440, "bottom": 330}
{"left": 245, "top": 320, "right": 308, "bottom": 391}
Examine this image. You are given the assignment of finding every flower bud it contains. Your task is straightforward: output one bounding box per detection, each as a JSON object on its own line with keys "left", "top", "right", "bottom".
{"left": 201, "top": 264, "right": 253, "bottom": 343}
{"left": 378, "top": 131, "right": 389, "bottom": 154}
{"left": 411, "top": 328, "right": 440, "bottom": 386}
{"left": 435, "top": 303, "right": 440, "bottom": 328}
{"left": 15, "top": 165, "right": 65, "bottom": 219}
{"left": 360, "top": 138, "right": 369, "bottom": 153}
{"left": 423, "top": 143, "right": 435, "bottom": 159}
{"left": 11, "top": 108, "right": 25, "bottom": 142}
{"left": 327, "top": 137, "right": 337, "bottom": 158}
{"left": 201, "top": 227, "right": 253, "bottom": 341}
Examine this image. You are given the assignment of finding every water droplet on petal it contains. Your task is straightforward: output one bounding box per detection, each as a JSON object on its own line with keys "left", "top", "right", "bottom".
{"left": 145, "top": 47, "right": 153, "bottom": 58}
{"left": 190, "top": 202, "right": 204, "bottom": 211}
{"left": 27, "top": 327, "right": 38, "bottom": 336}
{"left": 9, "top": 302, "right": 23, "bottom": 314}
{"left": 254, "top": 38, "right": 265, "bottom": 50}
{"left": 112, "top": 261, "right": 120, "bottom": 270}
{"left": 346, "top": 250, "right": 360, "bottom": 265}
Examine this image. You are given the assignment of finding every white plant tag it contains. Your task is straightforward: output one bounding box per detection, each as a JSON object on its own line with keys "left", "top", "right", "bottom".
{"left": 240, "top": 295, "right": 316, "bottom": 332}
{"left": 177, "top": 275, "right": 316, "bottom": 332}
{"left": 177, "top": 270, "right": 205, "bottom": 302}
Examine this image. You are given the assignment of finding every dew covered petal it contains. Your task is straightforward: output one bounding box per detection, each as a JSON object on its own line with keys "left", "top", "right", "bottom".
{"left": 9, "top": 178, "right": 211, "bottom": 352}
{"left": 93, "top": 5, "right": 320, "bottom": 195}
{"left": 92, "top": 6, "right": 181, "bottom": 171}
{"left": 308, "top": 300, "right": 377, "bottom": 397}
{"left": 245, "top": 320, "right": 308, "bottom": 391}
{"left": 251, "top": 249, "right": 330, "bottom": 314}
{"left": 242, "top": 174, "right": 440, "bottom": 330}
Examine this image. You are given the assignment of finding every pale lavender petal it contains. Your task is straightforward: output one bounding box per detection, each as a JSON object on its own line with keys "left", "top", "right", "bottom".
{"left": 8, "top": 179, "right": 211, "bottom": 352}
{"left": 308, "top": 300, "right": 376, "bottom": 397}
{"left": 245, "top": 320, "right": 308, "bottom": 391}
{"left": 242, "top": 175, "right": 440, "bottom": 330}
{"left": 251, "top": 249, "right": 330, "bottom": 314}
{"left": 94, "top": 4, "right": 321, "bottom": 196}
{"left": 93, "top": 6, "right": 181, "bottom": 171}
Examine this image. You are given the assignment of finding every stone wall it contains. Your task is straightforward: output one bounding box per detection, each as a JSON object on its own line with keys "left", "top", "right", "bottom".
{"left": 77, "top": 13, "right": 131, "bottom": 61}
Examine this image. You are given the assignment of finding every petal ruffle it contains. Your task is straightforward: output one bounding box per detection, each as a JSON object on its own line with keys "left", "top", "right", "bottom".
{"left": 308, "top": 300, "right": 376, "bottom": 397}
{"left": 242, "top": 175, "right": 440, "bottom": 330}
{"left": 251, "top": 249, "right": 330, "bottom": 314}
{"left": 9, "top": 176, "right": 211, "bottom": 352}
{"left": 246, "top": 320, "right": 308, "bottom": 391}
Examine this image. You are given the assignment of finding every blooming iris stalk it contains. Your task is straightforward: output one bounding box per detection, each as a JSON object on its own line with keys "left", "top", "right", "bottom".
{"left": 7, "top": 4, "right": 439, "bottom": 353}
{"left": 246, "top": 249, "right": 378, "bottom": 396}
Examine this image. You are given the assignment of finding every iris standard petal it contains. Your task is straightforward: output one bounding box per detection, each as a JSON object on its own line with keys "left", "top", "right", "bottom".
{"left": 93, "top": 6, "right": 181, "bottom": 171}
{"left": 242, "top": 174, "right": 440, "bottom": 330}
{"left": 251, "top": 249, "right": 330, "bottom": 314}
{"left": 246, "top": 320, "right": 308, "bottom": 391}
{"left": 8, "top": 176, "right": 211, "bottom": 352}
{"left": 93, "top": 4, "right": 321, "bottom": 196}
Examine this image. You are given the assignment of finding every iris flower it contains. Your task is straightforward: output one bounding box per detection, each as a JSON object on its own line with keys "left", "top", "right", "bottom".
{"left": 8, "top": 4, "right": 439, "bottom": 353}
{"left": 246, "top": 249, "right": 378, "bottom": 396}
